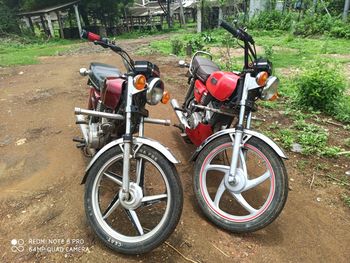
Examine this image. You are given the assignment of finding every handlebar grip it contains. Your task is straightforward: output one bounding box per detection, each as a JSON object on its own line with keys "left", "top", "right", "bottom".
{"left": 219, "top": 20, "right": 239, "bottom": 38}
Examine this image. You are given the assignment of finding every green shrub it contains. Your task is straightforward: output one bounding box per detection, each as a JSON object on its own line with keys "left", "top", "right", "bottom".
{"left": 171, "top": 39, "right": 183, "bottom": 55}
{"left": 329, "top": 20, "right": 350, "bottom": 39}
{"left": 249, "top": 11, "right": 293, "bottom": 31}
{"left": 294, "top": 14, "right": 332, "bottom": 37}
{"left": 295, "top": 61, "right": 346, "bottom": 115}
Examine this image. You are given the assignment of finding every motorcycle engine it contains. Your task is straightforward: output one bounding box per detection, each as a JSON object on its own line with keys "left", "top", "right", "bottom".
{"left": 87, "top": 117, "right": 115, "bottom": 150}
{"left": 188, "top": 112, "right": 203, "bottom": 129}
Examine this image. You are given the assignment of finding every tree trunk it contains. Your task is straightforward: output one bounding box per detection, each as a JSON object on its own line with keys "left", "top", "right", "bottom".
{"left": 197, "top": 1, "right": 202, "bottom": 33}
{"left": 343, "top": 0, "right": 350, "bottom": 22}
{"left": 249, "top": 0, "right": 267, "bottom": 18}
{"left": 167, "top": 0, "right": 172, "bottom": 28}
{"left": 179, "top": 0, "right": 186, "bottom": 25}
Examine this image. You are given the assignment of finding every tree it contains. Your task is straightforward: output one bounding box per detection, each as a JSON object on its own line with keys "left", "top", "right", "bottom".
{"left": 343, "top": 0, "right": 350, "bottom": 21}
{"left": 0, "top": 0, "right": 20, "bottom": 34}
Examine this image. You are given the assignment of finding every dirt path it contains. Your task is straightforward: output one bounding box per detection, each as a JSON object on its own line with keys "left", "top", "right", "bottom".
{"left": 0, "top": 36, "right": 349, "bottom": 263}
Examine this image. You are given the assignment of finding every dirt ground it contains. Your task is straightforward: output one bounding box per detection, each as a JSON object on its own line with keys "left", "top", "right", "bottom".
{"left": 0, "top": 36, "right": 349, "bottom": 263}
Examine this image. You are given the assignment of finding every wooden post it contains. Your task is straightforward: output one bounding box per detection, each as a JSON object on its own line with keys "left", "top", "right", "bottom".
{"left": 74, "top": 4, "right": 83, "bottom": 38}
{"left": 197, "top": 1, "right": 202, "bottom": 33}
{"left": 56, "top": 11, "right": 65, "bottom": 38}
{"left": 27, "top": 16, "right": 34, "bottom": 33}
{"left": 45, "top": 13, "right": 54, "bottom": 37}
{"left": 343, "top": 0, "right": 350, "bottom": 22}
{"left": 40, "top": 15, "right": 49, "bottom": 36}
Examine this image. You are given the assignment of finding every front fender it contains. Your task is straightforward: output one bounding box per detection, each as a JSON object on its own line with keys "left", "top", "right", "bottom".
{"left": 190, "top": 128, "right": 288, "bottom": 161}
{"left": 81, "top": 137, "right": 179, "bottom": 184}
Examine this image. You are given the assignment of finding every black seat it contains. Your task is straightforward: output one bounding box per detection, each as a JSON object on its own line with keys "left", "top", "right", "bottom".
{"left": 191, "top": 56, "right": 220, "bottom": 83}
{"left": 89, "top": 62, "right": 122, "bottom": 90}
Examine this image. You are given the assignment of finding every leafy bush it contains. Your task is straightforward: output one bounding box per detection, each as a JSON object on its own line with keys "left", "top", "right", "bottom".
{"left": 249, "top": 11, "right": 293, "bottom": 31}
{"left": 294, "top": 14, "right": 333, "bottom": 37}
{"left": 329, "top": 20, "right": 350, "bottom": 39}
{"left": 294, "top": 61, "right": 346, "bottom": 115}
{"left": 171, "top": 39, "right": 183, "bottom": 55}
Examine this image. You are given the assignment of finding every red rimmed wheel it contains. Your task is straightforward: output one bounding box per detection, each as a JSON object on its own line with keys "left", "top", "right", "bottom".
{"left": 194, "top": 135, "right": 288, "bottom": 232}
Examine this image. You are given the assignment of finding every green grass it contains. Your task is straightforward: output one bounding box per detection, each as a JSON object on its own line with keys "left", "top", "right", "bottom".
{"left": 0, "top": 38, "right": 79, "bottom": 66}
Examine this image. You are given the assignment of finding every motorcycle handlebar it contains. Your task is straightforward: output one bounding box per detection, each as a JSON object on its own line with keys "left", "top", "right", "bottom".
{"left": 81, "top": 30, "right": 109, "bottom": 43}
{"left": 219, "top": 20, "right": 254, "bottom": 44}
{"left": 219, "top": 20, "right": 240, "bottom": 39}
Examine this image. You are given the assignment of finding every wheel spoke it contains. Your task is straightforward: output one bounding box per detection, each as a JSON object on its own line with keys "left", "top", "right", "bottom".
{"left": 205, "top": 164, "right": 230, "bottom": 173}
{"left": 104, "top": 171, "right": 122, "bottom": 186}
{"left": 243, "top": 171, "right": 271, "bottom": 192}
{"left": 231, "top": 193, "right": 258, "bottom": 214}
{"left": 136, "top": 159, "right": 145, "bottom": 189}
{"left": 214, "top": 179, "right": 225, "bottom": 207}
{"left": 141, "top": 194, "right": 167, "bottom": 206}
{"left": 102, "top": 193, "right": 120, "bottom": 219}
{"left": 124, "top": 209, "right": 144, "bottom": 236}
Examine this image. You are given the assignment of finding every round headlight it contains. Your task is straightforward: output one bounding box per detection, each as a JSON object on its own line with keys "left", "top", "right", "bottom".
{"left": 147, "top": 78, "right": 164, "bottom": 105}
{"left": 261, "top": 76, "right": 279, "bottom": 101}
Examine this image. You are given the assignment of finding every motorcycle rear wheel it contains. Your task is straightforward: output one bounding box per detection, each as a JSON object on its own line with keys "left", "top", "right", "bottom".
{"left": 84, "top": 145, "right": 183, "bottom": 254}
{"left": 194, "top": 135, "right": 288, "bottom": 232}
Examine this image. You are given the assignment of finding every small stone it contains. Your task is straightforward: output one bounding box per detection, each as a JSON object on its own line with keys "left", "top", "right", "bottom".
{"left": 291, "top": 143, "right": 302, "bottom": 153}
{"left": 316, "top": 197, "right": 321, "bottom": 202}
{"left": 15, "top": 138, "right": 27, "bottom": 146}
{"left": 19, "top": 71, "right": 24, "bottom": 75}
{"left": 290, "top": 178, "right": 295, "bottom": 182}
{"left": 345, "top": 171, "right": 350, "bottom": 176}
{"left": 288, "top": 186, "right": 293, "bottom": 191}
{"left": 21, "top": 210, "right": 26, "bottom": 213}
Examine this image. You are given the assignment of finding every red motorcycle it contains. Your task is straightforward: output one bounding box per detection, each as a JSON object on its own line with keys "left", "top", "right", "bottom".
{"left": 172, "top": 20, "right": 288, "bottom": 233}
{"left": 73, "top": 31, "right": 183, "bottom": 254}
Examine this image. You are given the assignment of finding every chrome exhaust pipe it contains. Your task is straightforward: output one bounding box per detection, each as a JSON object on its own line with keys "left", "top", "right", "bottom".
{"left": 76, "top": 114, "right": 89, "bottom": 143}
{"left": 170, "top": 99, "right": 189, "bottom": 128}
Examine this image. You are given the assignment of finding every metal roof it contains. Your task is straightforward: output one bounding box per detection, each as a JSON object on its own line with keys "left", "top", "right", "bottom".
{"left": 17, "top": 0, "right": 80, "bottom": 16}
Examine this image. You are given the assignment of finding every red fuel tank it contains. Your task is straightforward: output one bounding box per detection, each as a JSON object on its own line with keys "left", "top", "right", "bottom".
{"left": 102, "top": 78, "right": 124, "bottom": 109}
{"left": 206, "top": 71, "right": 240, "bottom": 101}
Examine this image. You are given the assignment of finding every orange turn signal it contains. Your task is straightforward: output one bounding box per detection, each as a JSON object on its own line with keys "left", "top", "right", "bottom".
{"left": 256, "top": 71, "right": 269, "bottom": 86}
{"left": 161, "top": 91, "right": 170, "bottom": 104}
{"left": 269, "top": 93, "right": 278, "bottom": 101}
{"left": 133, "top": 74, "right": 146, "bottom": 90}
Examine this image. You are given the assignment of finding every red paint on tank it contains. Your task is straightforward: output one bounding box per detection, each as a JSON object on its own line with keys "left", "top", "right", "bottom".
{"left": 102, "top": 78, "right": 124, "bottom": 109}
{"left": 206, "top": 71, "right": 240, "bottom": 101}
{"left": 88, "top": 88, "right": 100, "bottom": 110}
{"left": 194, "top": 79, "right": 208, "bottom": 103}
{"left": 186, "top": 123, "right": 213, "bottom": 146}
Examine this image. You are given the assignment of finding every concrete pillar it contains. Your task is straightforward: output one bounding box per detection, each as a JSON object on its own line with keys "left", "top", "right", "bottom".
{"left": 197, "top": 1, "right": 201, "bottom": 33}
{"left": 45, "top": 13, "right": 54, "bottom": 37}
{"left": 74, "top": 4, "right": 82, "bottom": 38}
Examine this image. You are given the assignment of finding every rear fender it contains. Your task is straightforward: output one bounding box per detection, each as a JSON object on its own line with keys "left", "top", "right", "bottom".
{"left": 190, "top": 128, "right": 288, "bottom": 161}
{"left": 81, "top": 137, "right": 179, "bottom": 184}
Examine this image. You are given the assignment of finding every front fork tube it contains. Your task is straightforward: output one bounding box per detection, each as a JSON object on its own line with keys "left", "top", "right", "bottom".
{"left": 121, "top": 76, "right": 134, "bottom": 200}
{"left": 225, "top": 82, "right": 252, "bottom": 190}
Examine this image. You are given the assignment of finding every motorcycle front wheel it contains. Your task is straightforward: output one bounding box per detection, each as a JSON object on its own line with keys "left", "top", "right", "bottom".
{"left": 84, "top": 145, "right": 183, "bottom": 254}
{"left": 194, "top": 135, "right": 288, "bottom": 233}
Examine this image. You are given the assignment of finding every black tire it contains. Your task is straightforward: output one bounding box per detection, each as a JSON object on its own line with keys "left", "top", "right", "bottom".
{"left": 84, "top": 145, "right": 183, "bottom": 254}
{"left": 194, "top": 135, "right": 288, "bottom": 233}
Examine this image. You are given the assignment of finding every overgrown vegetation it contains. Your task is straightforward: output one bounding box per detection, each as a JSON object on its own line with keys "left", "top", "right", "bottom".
{"left": 292, "top": 61, "right": 348, "bottom": 119}
{"left": 0, "top": 35, "right": 77, "bottom": 66}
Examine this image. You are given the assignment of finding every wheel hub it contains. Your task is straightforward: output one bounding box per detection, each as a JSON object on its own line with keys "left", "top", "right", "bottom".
{"left": 225, "top": 168, "right": 246, "bottom": 193}
{"left": 119, "top": 183, "right": 143, "bottom": 210}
